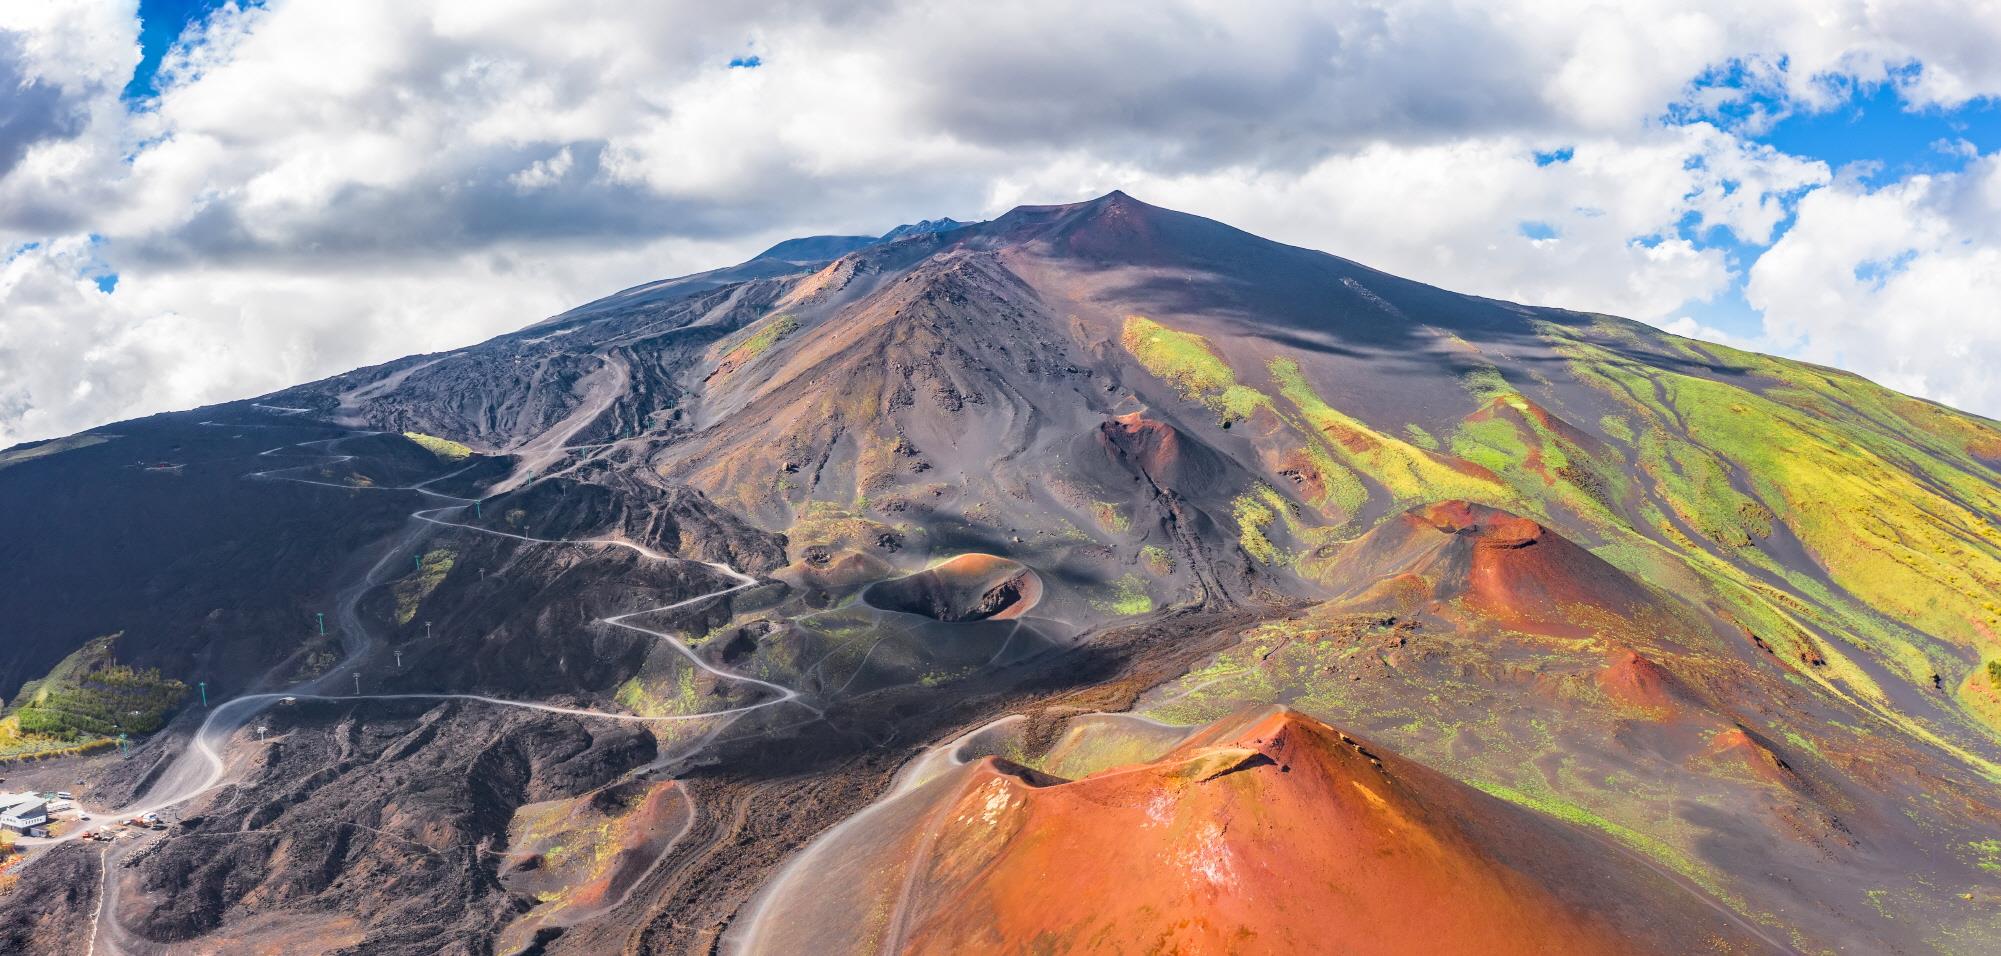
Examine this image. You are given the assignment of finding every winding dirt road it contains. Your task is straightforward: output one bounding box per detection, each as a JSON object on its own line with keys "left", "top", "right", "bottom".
{"left": 59, "top": 416, "right": 816, "bottom": 955}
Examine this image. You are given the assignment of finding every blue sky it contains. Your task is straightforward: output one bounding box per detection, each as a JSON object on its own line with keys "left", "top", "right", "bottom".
{"left": 125, "top": 0, "right": 233, "bottom": 100}
{"left": 1668, "top": 80, "right": 2000, "bottom": 338}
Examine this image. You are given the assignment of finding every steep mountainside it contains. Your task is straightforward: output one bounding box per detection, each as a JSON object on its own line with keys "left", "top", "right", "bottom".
{"left": 1, "top": 193, "right": 1998, "bottom": 954}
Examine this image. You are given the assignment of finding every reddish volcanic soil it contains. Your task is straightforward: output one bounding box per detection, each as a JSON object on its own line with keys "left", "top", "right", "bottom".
{"left": 831, "top": 708, "right": 1779, "bottom": 955}
{"left": 1597, "top": 648, "right": 1688, "bottom": 718}
{"left": 1704, "top": 727, "right": 1799, "bottom": 787}
{"left": 1089, "top": 411, "right": 1230, "bottom": 496}
{"left": 1324, "top": 500, "right": 1663, "bottom": 637}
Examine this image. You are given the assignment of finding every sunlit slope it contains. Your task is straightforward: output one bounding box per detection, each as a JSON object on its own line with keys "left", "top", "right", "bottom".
{"left": 1107, "top": 308, "right": 2001, "bottom": 952}
{"left": 738, "top": 708, "right": 1778, "bottom": 956}
{"left": 1113, "top": 307, "right": 2001, "bottom": 740}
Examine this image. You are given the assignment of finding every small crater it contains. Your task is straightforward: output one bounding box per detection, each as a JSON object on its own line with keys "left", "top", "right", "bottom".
{"left": 862, "top": 553, "right": 1043, "bottom": 622}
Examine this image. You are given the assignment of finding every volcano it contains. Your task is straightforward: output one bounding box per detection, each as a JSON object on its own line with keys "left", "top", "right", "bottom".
{"left": 2, "top": 192, "right": 1999, "bottom": 955}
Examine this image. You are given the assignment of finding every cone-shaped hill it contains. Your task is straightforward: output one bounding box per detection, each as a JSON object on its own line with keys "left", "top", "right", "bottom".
{"left": 736, "top": 707, "right": 1785, "bottom": 955}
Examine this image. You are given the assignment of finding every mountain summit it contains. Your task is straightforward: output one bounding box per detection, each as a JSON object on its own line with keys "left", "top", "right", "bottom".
{"left": 1, "top": 192, "right": 1998, "bottom": 954}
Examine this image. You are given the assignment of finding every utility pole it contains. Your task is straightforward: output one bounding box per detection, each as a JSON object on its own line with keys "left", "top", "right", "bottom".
{"left": 255, "top": 725, "right": 267, "bottom": 741}
{"left": 352, "top": 672, "right": 361, "bottom": 696}
{"left": 394, "top": 648, "right": 403, "bottom": 669}
{"left": 474, "top": 499, "right": 482, "bottom": 519}
{"left": 414, "top": 553, "right": 423, "bottom": 572}
{"left": 424, "top": 620, "right": 432, "bottom": 642}
{"left": 198, "top": 681, "right": 207, "bottom": 707}
{"left": 117, "top": 732, "right": 128, "bottom": 754}
{"left": 316, "top": 612, "right": 325, "bottom": 636}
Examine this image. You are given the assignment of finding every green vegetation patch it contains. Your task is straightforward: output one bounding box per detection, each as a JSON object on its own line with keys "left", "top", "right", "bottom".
{"left": 1093, "top": 573, "right": 1154, "bottom": 616}
{"left": 1269, "top": 357, "right": 1507, "bottom": 507}
{"left": 1457, "top": 365, "right": 1513, "bottom": 401}
{"left": 1597, "top": 415, "right": 1635, "bottom": 443}
{"left": 1970, "top": 838, "right": 2001, "bottom": 873}
{"left": 616, "top": 666, "right": 701, "bottom": 717}
{"left": 403, "top": 432, "right": 473, "bottom": 461}
{"left": 2, "top": 635, "right": 187, "bottom": 749}
{"left": 0, "top": 434, "right": 114, "bottom": 471}
{"left": 1091, "top": 501, "right": 1130, "bottom": 533}
{"left": 720, "top": 313, "right": 799, "bottom": 365}
{"left": 1119, "top": 315, "right": 1269, "bottom": 424}
{"left": 392, "top": 548, "right": 456, "bottom": 624}
{"left": 1232, "top": 488, "right": 1286, "bottom": 565}
{"left": 1559, "top": 327, "right": 2001, "bottom": 646}
{"left": 1470, "top": 779, "right": 1733, "bottom": 903}
{"left": 1446, "top": 393, "right": 1630, "bottom": 534}
{"left": 1633, "top": 427, "right": 1773, "bottom": 548}
{"left": 1451, "top": 413, "right": 1532, "bottom": 477}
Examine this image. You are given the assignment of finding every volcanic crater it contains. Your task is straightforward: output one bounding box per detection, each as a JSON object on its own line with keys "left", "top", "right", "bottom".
{"left": 861, "top": 553, "right": 1043, "bottom": 622}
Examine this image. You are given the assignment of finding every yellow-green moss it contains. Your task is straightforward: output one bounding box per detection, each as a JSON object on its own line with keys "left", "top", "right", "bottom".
{"left": 1559, "top": 328, "right": 2001, "bottom": 648}
{"left": 615, "top": 665, "right": 700, "bottom": 717}
{"left": 1091, "top": 501, "right": 1131, "bottom": 533}
{"left": 403, "top": 432, "right": 472, "bottom": 461}
{"left": 719, "top": 313, "right": 799, "bottom": 364}
{"left": 1120, "top": 315, "right": 1270, "bottom": 423}
{"left": 392, "top": 548, "right": 455, "bottom": 624}
{"left": 1093, "top": 573, "right": 1154, "bottom": 616}
{"left": 1269, "top": 357, "right": 1508, "bottom": 506}
{"left": 0, "top": 434, "right": 113, "bottom": 471}
{"left": 2, "top": 634, "right": 187, "bottom": 750}
{"left": 1458, "top": 365, "right": 1513, "bottom": 401}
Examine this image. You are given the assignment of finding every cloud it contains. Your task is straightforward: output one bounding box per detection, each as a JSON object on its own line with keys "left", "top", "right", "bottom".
{"left": 998, "top": 124, "right": 1825, "bottom": 323}
{"left": 0, "top": 30, "right": 87, "bottom": 178}
{"left": 1, "top": 0, "right": 2000, "bottom": 445}
{"left": 0, "top": 229, "right": 756, "bottom": 444}
{"left": 1747, "top": 152, "right": 2001, "bottom": 416}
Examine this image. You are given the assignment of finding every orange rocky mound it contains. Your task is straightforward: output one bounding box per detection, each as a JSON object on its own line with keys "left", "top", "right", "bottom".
{"left": 887, "top": 708, "right": 1774, "bottom": 955}
{"left": 1597, "top": 648, "right": 1688, "bottom": 717}
{"left": 1704, "top": 727, "right": 1799, "bottom": 787}
{"left": 1324, "top": 500, "right": 1662, "bottom": 637}
{"left": 1090, "top": 411, "right": 1228, "bottom": 495}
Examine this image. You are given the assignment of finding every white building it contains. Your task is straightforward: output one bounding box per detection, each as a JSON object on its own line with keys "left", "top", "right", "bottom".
{"left": 0, "top": 794, "right": 49, "bottom": 835}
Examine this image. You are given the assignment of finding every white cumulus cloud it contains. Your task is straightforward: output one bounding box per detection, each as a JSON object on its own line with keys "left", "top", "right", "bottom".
{"left": 1749, "top": 154, "right": 2001, "bottom": 416}
{"left": 0, "top": 0, "right": 1999, "bottom": 445}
